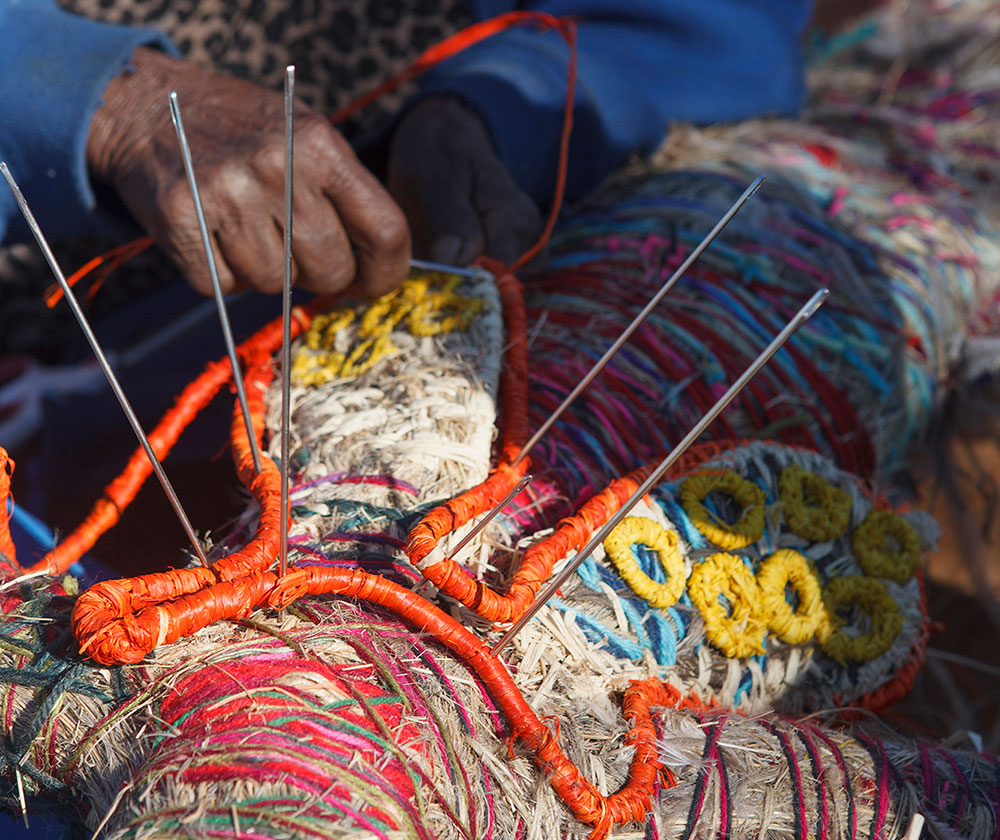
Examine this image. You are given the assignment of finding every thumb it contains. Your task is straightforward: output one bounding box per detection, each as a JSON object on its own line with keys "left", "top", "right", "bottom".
{"left": 427, "top": 190, "right": 486, "bottom": 266}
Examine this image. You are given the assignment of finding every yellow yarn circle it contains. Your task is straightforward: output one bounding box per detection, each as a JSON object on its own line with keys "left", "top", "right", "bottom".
{"left": 602, "top": 517, "right": 687, "bottom": 609}
{"left": 680, "top": 471, "right": 766, "bottom": 549}
{"left": 851, "top": 510, "right": 922, "bottom": 583}
{"left": 688, "top": 553, "right": 767, "bottom": 659}
{"left": 756, "top": 549, "right": 830, "bottom": 644}
{"left": 817, "top": 575, "right": 902, "bottom": 663}
{"left": 778, "top": 464, "right": 852, "bottom": 542}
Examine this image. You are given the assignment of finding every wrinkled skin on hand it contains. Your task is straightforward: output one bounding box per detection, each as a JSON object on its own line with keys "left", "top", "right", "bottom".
{"left": 388, "top": 97, "right": 542, "bottom": 267}
{"left": 86, "top": 48, "right": 411, "bottom": 297}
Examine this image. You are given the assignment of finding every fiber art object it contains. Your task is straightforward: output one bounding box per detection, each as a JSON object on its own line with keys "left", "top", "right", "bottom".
{"left": 0, "top": 554, "right": 996, "bottom": 840}
{"left": 0, "top": 256, "right": 973, "bottom": 838}
{"left": 507, "top": 440, "right": 936, "bottom": 716}
{"left": 0, "top": 0, "right": 998, "bottom": 836}
{"left": 523, "top": 1, "right": 999, "bottom": 498}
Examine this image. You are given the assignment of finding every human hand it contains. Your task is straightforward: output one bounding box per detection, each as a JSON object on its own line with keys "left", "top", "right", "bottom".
{"left": 86, "top": 48, "right": 410, "bottom": 297}
{"left": 387, "top": 97, "right": 541, "bottom": 267}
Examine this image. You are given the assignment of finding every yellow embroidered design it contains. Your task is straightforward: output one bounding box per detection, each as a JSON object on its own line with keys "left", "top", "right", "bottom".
{"left": 603, "top": 517, "right": 687, "bottom": 609}
{"left": 817, "top": 575, "right": 902, "bottom": 663}
{"left": 680, "top": 471, "right": 766, "bottom": 549}
{"left": 688, "top": 553, "right": 767, "bottom": 659}
{"left": 756, "top": 549, "right": 830, "bottom": 644}
{"left": 778, "top": 464, "right": 852, "bottom": 542}
{"left": 293, "top": 273, "right": 486, "bottom": 386}
{"left": 851, "top": 509, "right": 922, "bottom": 584}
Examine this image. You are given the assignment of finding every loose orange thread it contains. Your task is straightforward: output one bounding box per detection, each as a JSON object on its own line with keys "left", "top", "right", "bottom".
{"left": 44, "top": 237, "right": 153, "bottom": 309}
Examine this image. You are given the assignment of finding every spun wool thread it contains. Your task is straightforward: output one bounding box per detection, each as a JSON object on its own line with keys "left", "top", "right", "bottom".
{"left": 818, "top": 575, "right": 904, "bottom": 665}
{"left": 678, "top": 471, "right": 767, "bottom": 550}
{"left": 851, "top": 509, "right": 923, "bottom": 584}
{"left": 779, "top": 463, "right": 853, "bottom": 542}
{"left": 601, "top": 516, "right": 686, "bottom": 609}
{"left": 755, "top": 548, "right": 828, "bottom": 645}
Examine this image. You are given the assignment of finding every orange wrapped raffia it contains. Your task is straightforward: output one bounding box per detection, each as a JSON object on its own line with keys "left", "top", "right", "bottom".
{"left": 32, "top": 301, "right": 324, "bottom": 578}
{"left": 265, "top": 564, "right": 708, "bottom": 838}
{"left": 0, "top": 448, "right": 16, "bottom": 563}
{"left": 71, "top": 349, "right": 286, "bottom": 663}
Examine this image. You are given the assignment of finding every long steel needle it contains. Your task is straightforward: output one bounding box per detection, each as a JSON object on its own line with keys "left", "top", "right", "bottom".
{"left": 412, "top": 473, "right": 532, "bottom": 598}
{"left": 410, "top": 258, "right": 481, "bottom": 279}
{"left": 1, "top": 162, "right": 211, "bottom": 568}
{"left": 512, "top": 175, "right": 765, "bottom": 466}
{"left": 168, "top": 91, "right": 263, "bottom": 475}
{"left": 447, "top": 474, "right": 533, "bottom": 562}
{"left": 279, "top": 66, "right": 295, "bottom": 580}
{"left": 492, "top": 287, "right": 830, "bottom": 656}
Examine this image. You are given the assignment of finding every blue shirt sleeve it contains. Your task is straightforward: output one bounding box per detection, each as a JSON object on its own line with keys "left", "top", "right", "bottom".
{"left": 420, "top": 0, "right": 812, "bottom": 203}
{"left": 0, "top": 0, "right": 177, "bottom": 246}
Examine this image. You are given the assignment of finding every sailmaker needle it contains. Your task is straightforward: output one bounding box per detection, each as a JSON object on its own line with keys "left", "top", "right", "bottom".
{"left": 411, "top": 473, "right": 532, "bottom": 598}
{"left": 512, "top": 175, "right": 765, "bottom": 467}
{"left": 168, "top": 91, "right": 264, "bottom": 476}
{"left": 447, "top": 474, "right": 533, "bottom": 562}
{"left": 409, "top": 258, "right": 482, "bottom": 279}
{"left": 1, "top": 161, "right": 211, "bottom": 568}
{"left": 279, "top": 66, "right": 295, "bottom": 580}
{"left": 491, "top": 287, "right": 830, "bottom": 656}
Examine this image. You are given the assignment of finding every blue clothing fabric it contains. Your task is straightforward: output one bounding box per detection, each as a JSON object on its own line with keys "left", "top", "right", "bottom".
{"left": 0, "top": 0, "right": 176, "bottom": 246}
{"left": 0, "top": 0, "right": 810, "bottom": 246}
{"left": 428, "top": 0, "right": 812, "bottom": 203}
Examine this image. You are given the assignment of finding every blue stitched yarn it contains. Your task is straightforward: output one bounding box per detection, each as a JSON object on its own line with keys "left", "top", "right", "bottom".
{"left": 549, "top": 596, "right": 645, "bottom": 661}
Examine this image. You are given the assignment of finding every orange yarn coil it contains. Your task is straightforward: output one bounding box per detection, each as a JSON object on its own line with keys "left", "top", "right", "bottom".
{"left": 0, "top": 448, "right": 16, "bottom": 563}
{"left": 265, "top": 565, "right": 705, "bottom": 838}
{"left": 32, "top": 301, "right": 322, "bottom": 578}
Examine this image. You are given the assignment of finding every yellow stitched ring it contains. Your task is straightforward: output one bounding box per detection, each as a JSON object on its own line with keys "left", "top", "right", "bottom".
{"left": 688, "top": 553, "right": 767, "bottom": 659}
{"left": 603, "top": 517, "right": 687, "bottom": 609}
{"left": 817, "top": 575, "right": 902, "bottom": 663}
{"left": 756, "top": 549, "right": 830, "bottom": 644}
{"left": 851, "top": 509, "right": 922, "bottom": 583}
{"left": 778, "top": 464, "right": 852, "bottom": 542}
{"left": 680, "top": 471, "right": 766, "bottom": 550}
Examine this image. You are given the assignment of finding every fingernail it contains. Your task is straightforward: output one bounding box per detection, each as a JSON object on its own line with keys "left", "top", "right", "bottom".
{"left": 430, "top": 235, "right": 462, "bottom": 265}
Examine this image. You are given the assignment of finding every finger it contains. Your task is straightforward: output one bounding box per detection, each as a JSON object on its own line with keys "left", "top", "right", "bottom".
{"left": 448, "top": 221, "right": 487, "bottom": 267}
{"left": 429, "top": 235, "right": 464, "bottom": 265}
{"left": 483, "top": 229, "right": 526, "bottom": 267}
{"left": 156, "top": 193, "right": 238, "bottom": 296}
{"left": 474, "top": 159, "right": 542, "bottom": 265}
{"left": 289, "top": 184, "right": 357, "bottom": 296}
{"left": 310, "top": 127, "right": 410, "bottom": 298}
{"left": 215, "top": 216, "right": 286, "bottom": 294}
{"left": 482, "top": 203, "right": 541, "bottom": 266}
{"left": 415, "top": 179, "right": 486, "bottom": 266}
